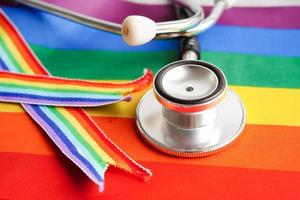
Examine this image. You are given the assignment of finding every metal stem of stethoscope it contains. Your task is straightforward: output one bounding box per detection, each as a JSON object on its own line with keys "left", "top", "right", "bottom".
{"left": 158, "top": 3, "right": 221, "bottom": 131}
{"left": 10, "top": 0, "right": 231, "bottom": 45}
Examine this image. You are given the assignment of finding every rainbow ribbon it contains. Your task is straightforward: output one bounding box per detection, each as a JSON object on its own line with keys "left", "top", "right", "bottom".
{"left": 0, "top": 69, "right": 152, "bottom": 107}
{"left": 0, "top": 10, "right": 152, "bottom": 191}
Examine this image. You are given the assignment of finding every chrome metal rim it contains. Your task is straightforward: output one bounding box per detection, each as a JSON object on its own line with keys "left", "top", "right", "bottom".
{"left": 136, "top": 89, "right": 246, "bottom": 157}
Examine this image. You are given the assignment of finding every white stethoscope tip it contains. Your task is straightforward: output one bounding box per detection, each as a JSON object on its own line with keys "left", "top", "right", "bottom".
{"left": 121, "top": 15, "right": 156, "bottom": 46}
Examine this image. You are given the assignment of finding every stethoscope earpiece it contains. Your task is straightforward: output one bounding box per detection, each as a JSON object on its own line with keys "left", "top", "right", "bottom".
{"left": 122, "top": 15, "right": 156, "bottom": 46}
{"left": 136, "top": 60, "right": 246, "bottom": 157}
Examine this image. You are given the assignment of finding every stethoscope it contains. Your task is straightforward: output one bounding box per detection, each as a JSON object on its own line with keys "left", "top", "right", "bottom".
{"left": 10, "top": 0, "right": 246, "bottom": 157}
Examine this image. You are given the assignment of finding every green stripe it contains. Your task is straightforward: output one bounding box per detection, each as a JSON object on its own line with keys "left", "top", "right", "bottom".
{"left": 0, "top": 37, "right": 25, "bottom": 73}
{"left": 0, "top": 81, "right": 123, "bottom": 96}
{"left": 31, "top": 45, "right": 300, "bottom": 88}
{"left": 50, "top": 107, "right": 107, "bottom": 169}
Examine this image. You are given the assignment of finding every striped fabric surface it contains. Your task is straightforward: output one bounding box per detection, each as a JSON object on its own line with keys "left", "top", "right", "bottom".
{"left": 0, "top": 10, "right": 152, "bottom": 192}
{"left": 1, "top": 0, "right": 300, "bottom": 199}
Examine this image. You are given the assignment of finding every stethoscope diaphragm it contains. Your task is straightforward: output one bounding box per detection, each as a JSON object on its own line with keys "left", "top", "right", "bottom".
{"left": 136, "top": 60, "right": 246, "bottom": 157}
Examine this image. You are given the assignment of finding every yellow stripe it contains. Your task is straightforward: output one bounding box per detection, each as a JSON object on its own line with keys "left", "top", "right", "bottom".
{"left": 235, "top": 86, "right": 300, "bottom": 126}
{"left": 1, "top": 85, "right": 300, "bottom": 126}
{"left": 56, "top": 107, "right": 116, "bottom": 165}
{"left": 0, "top": 27, "right": 34, "bottom": 74}
{"left": 87, "top": 85, "right": 300, "bottom": 127}
{"left": 0, "top": 78, "right": 132, "bottom": 93}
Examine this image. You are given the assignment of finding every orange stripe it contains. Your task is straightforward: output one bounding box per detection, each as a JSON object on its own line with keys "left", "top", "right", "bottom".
{"left": 97, "top": 117, "right": 300, "bottom": 172}
{"left": 0, "top": 112, "right": 299, "bottom": 172}
{"left": 0, "top": 112, "right": 55, "bottom": 155}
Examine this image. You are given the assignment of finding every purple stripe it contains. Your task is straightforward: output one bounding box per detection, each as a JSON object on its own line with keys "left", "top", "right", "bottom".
{"left": 44, "top": 0, "right": 175, "bottom": 23}
{"left": 204, "top": 6, "right": 300, "bottom": 29}
{"left": 44, "top": 0, "right": 300, "bottom": 28}
{"left": 0, "top": 91, "right": 121, "bottom": 102}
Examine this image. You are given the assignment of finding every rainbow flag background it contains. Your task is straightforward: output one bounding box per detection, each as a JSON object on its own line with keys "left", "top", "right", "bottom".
{"left": 1, "top": 0, "right": 300, "bottom": 199}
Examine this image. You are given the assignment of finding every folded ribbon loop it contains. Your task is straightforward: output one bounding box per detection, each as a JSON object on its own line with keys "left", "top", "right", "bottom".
{"left": 0, "top": 10, "right": 153, "bottom": 191}
{"left": 0, "top": 69, "right": 153, "bottom": 106}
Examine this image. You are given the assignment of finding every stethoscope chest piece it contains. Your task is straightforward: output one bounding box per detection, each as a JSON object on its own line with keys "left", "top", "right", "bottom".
{"left": 136, "top": 60, "right": 246, "bottom": 157}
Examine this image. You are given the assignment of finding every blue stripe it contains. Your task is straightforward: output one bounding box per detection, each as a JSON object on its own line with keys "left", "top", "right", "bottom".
{"left": 0, "top": 45, "right": 19, "bottom": 73}
{"left": 0, "top": 59, "right": 7, "bottom": 71}
{"left": 3, "top": 6, "right": 300, "bottom": 57}
{"left": 31, "top": 105, "right": 103, "bottom": 183}
{"left": 0, "top": 57, "right": 8, "bottom": 71}
{"left": 0, "top": 91, "right": 119, "bottom": 103}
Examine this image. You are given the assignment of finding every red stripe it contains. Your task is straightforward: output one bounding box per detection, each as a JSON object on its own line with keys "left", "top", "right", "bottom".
{"left": 0, "top": 13, "right": 46, "bottom": 75}
{"left": 0, "top": 152, "right": 299, "bottom": 200}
